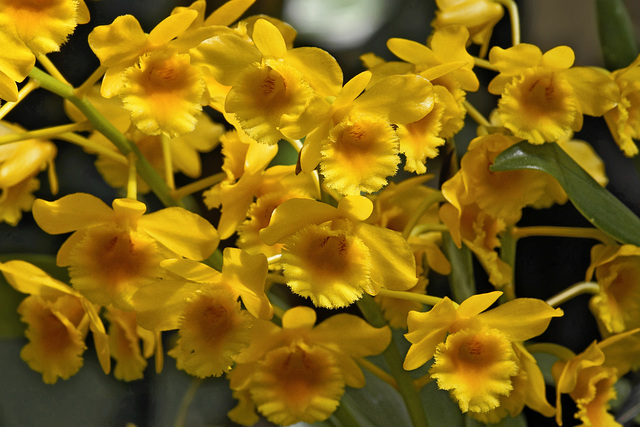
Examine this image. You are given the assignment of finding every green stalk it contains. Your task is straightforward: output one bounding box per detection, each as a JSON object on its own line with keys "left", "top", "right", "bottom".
{"left": 357, "top": 296, "right": 429, "bottom": 427}
{"left": 28, "top": 66, "right": 180, "bottom": 208}
{"left": 442, "top": 233, "right": 475, "bottom": 303}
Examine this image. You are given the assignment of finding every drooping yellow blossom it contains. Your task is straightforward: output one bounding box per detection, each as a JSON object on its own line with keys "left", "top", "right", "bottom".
{"left": 261, "top": 196, "right": 418, "bottom": 308}
{"left": 31, "top": 193, "right": 219, "bottom": 311}
{"left": 198, "top": 18, "right": 343, "bottom": 145}
{"left": 133, "top": 248, "right": 272, "bottom": 378}
{"left": 604, "top": 54, "right": 640, "bottom": 157}
{"left": 442, "top": 133, "right": 566, "bottom": 225}
{"left": 0, "top": 24, "right": 35, "bottom": 102}
{"left": 404, "top": 291, "right": 562, "bottom": 415}
{"left": 0, "top": 0, "right": 89, "bottom": 54}
{"left": 299, "top": 71, "right": 434, "bottom": 195}
{"left": 488, "top": 44, "right": 619, "bottom": 144}
{"left": 0, "top": 260, "right": 109, "bottom": 384}
{"left": 586, "top": 244, "right": 640, "bottom": 335}
{"left": 432, "top": 0, "right": 505, "bottom": 57}
{"left": 553, "top": 329, "right": 640, "bottom": 426}
{"left": 104, "top": 307, "right": 155, "bottom": 382}
{"left": 227, "top": 306, "right": 391, "bottom": 426}
{"left": 0, "top": 121, "right": 57, "bottom": 225}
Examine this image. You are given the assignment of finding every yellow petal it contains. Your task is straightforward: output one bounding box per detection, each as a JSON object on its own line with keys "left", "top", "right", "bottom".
{"left": 541, "top": 46, "right": 575, "bottom": 70}
{"left": 336, "top": 195, "right": 373, "bottom": 222}
{"left": 312, "top": 313, "right": 391, "bottom": 357}
{"left": 148, "top": 10, "right": 198, "bottom": 45}
{"left": 286, "top": 47, "right": 344, "bottom": 98}
{"left": 387, "top": 38, "right": 437, "bottom": 65}
{"left": 32, "top": 193, "right": 113, "bottom": 234}
{"left": 563, "top": 67, "right": 619, "bottom": 116}
{"left": 334, "top": 71, "right": 371, "bottom": 110}
{"left": 0, "top": 260, "right": 75, "bottom": 297}
{"left": 479, "top": 298, "right": 563, "bottom": 341}
{"left": 205, "top": 0, "right": 256, "bottom": 26}
{"left": 88, "top": 15, "right": 147, "bottom": 67}
{"left": 138, "top": 207, "right": 219, "bottom": 260}
{"left": 0, "top": 26, "right": 35, "bottom": 84}
{"left": 260, "top": 198, "right": 338, "bottom": 245}
{"left": 355, "top": 74, "right": 434, "bottom": 124}
{"left": 252, "top": 19, "right": 287, "bottom": 58}
{"left": 195, "top": 33, "right": 261, "bottom": 86}
{"left": 222, "top": 248, "right": 272, "bottom": 320}
{"left": 160, "top": 258, "right": 220, "bottom": 283}
{"left": 133, "top": 278, "right": 200, "bottom": 331}
{"left": 282, "top": 306, "right": 316, "bottom": 329}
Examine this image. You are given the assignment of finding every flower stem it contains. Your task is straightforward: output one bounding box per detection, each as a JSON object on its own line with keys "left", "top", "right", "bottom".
{"left": 402, "top": 192, "right": 445, "bottom": 239}
{"left": 357, "top": 296, "right": 429, "bottom": 427}
{"left": 75, "top": 65, "right": 106, "bottom": 97}
{"left": 499, "top": 226, "right": 517, "bottom": 300}
{"left": 377, "top": 288, "right": 456, "bottom": 308}
{"left": 171, "top": 172, "right": 225, "bottom": 200}
{"left": 494, "top": 0, "right": 521, "bottom": 46}
{"left": 0, "top": 122, "right": 91, "bottom": 145}
{"left": 413, "top": 373, "right": 433, "bottom": 391}
{"left": 473, "top": 56, "right": 498, "bottom": 71}
{"left": 37, "top": 54, "right": 70, "bottom": 85}
{"left": 162, "top": 135, "right": 175, "bottom": 190}
{"left": 174, "top": 377, "right": 203, "bottom": 427}
{"left": 511, "top": 225, "right": 615, "bottom": 243}
{"left": 57, "top": 132, "right": 128, "bottom": 165}
{"left": 0, "top": 79, "right": 40, "bottom": 120}
{"left": 28, "top": 66, "right": 180, "bottom": 208}
{"left": 442, "top": 233, "right": 476, "bottom": 303}
{"left": 462, "top": 100, "right": 491, "bottom": 128}
{"left": 356, "top": 356, "right": 398, "bottom": 389}
{"left": 127, "top": 153, "right": 137, "bottom": 200}
{"left": 545, "top": 281, "right": 600, "bottom": 308}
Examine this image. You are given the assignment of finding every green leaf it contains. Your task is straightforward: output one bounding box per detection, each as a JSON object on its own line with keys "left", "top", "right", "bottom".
{"left": 490, "top": 141, "right": 640, "bottom": 246}
{"left": 595, "top": 0, "right": 639, "bottom": 70}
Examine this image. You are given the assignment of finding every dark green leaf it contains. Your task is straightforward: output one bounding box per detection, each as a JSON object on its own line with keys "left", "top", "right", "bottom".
{"left": 490, "top": 141, "right": 640, "bottom": 246}
{"left": 595, "top": 0, "right": 639, "bottom": 70}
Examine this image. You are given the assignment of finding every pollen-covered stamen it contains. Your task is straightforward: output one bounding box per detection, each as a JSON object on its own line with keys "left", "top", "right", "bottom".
{"left": 281, "top": 223, "right": 373, "bottom": 308}
{"left": 320, "top": 113, "right": 400, "bottom": 195}
{"left": 250, "top": 345, "right": 345, "bottom": 426}
{"left": 168, "top": 288, "right": 254, "bottom": 378}
{"left": 430, "top": 326, "right": 519, "bottom": 413}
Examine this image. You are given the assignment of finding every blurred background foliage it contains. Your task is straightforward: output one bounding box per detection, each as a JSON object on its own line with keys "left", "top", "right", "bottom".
{"left": 1, "top": 0, "right": 640, "bottom": 426}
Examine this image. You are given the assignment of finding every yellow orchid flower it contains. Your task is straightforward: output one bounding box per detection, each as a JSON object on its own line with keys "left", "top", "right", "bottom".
{"left": 0, "top": 0, "right": 89, "bottom": 54}
{"left": 299, "top": 70, "right": 434, "bottom": 195}
{"left": 261, "top": 196, "right": 418, "bottom": 308}
{"left": 604, "top": 54, "right": 640, "bottom": 157}
{"left": 488, "top": 44, "right": 619, "bottom": 144}
{"left": 198, "top": 18, "right": 342, "bottom": 145}
{"left": 404, "top": 291, "right": 562, "bottom": 414}
{"left": 0, "top": 121, "right": 57, "bottom": 225}
{"left": 31, "top": 193, "right": 219, "bottom": 311}
{"left": 553, "top": 329, "right": 640, "bottom": 426}
{"left": 133, "top": 248, "right": 271, "bottom": 378}
{"left": 586, "top": 244, "right": 640, "bottom": 335}
{"left": 228, "top": 306, "right": 391, "bottom": 426}
{"left": 0, "top": 24, "right": 35, "bottom": 102}
{"left": 0, "top": 260, "right": 110, "bottom": 384}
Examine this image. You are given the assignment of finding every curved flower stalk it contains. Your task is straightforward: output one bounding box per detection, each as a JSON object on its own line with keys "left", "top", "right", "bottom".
{"left": 31, "top": 192, "right": 219, "bottom": 311}
{"left": 0, "top": 260, "right": 109, "bottom": 383}
{"left": 260, "top": 195, "right": 418, "bottom": 308}
{"left": 404, "top": 291, "right": 562, "bottom": 420}
{"left": 488, "top": 44, "right": 619, "bottom": 144}
{"left": 553, "top": 329, "right": 640, "bottom": 426}
{"left": 586, "top": 244, "right": 640, "bottom": 335}
{"left": 0, "top": 121, "right": 57, "bottom": 225}
{"left": 227, "top": 306, "right": 391, "bottom": 426}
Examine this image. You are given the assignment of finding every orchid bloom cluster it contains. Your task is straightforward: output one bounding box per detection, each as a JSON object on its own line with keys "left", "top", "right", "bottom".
{"left": 1, "top": 0, "right": 640, "bottom": 426}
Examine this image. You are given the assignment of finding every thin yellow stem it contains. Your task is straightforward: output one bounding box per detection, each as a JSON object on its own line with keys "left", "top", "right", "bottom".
{"left": 171, "top": 172, "right": 225, "bottom": 200}
{"left": 414, "top": 373, "right": 433, "bottom": 391}
{"left": 463, "top": 100, "right": 491, "bottom": 128}
{"left": 545, "top": 281, "right": 600, "bottom": 308}
{"left": 266, "top": 273, "right": 287, "bottom": 284}
{"left": 402, "top": 191, "right": 445, "bottom": 239}
{"left": 162, "top": 135, "right": 175, "bottom": 190}
{"left": 37, "top": 54, "right": 70, "bottom": 85}
{"left": 272, "top": 304, "right": 286, "bottom": 319}
{"left": 473, "top": 56, "right": 498, "bottom": 71}
{"left": 0, "top": 121, "right": 91, "bottom": 146}
{"left": 410, "top": 223, "right": 450, "bottom": 237}
{"left": 174, "top": 378, "right": 203, "bottom": 427}
{"left": 155, "top": 331, "right": 164, "bottom": 373}
{"left": 47, "top": 158, "right": 59, "bottom": 195}
{"left": 511, "top": 225, "right": 615, "bottom": 244}
{"left": 494, "top": 0, "right": 521, "bottom": 46}
{"left": 127, "top": 152, "right": 138, "bottom": 200}
{"left": 356, "top": 357, "right": 398, "bottom": 389}
{"left": 75, "top": 65, "right": 107, "bottom": 98}
{"left": 376, "top": 288, "right": 458, "bottom": 308}
{"left": 58, "top": 132, "right": 128, "bottom": 165}
{"left": 0, "top": 79, "right": 39, "bottom": 120}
